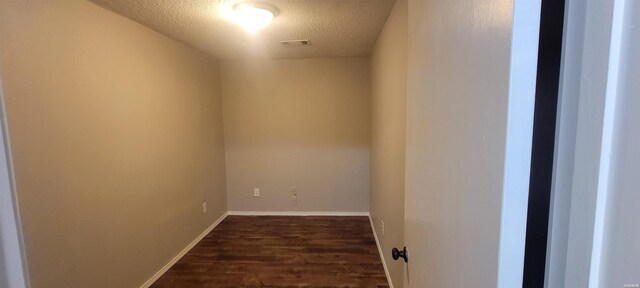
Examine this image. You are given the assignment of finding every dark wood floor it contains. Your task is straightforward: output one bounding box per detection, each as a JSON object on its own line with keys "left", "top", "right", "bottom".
{"left": 151, "top": 216, "right": 389, "bottom": 288}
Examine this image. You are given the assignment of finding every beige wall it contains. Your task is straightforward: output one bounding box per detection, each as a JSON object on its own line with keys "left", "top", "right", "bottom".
{"left": 222, "top": 58, "right": 370, "bottom": 212}
{"left": 0, "top": 1, "right": 227, "bottom": 287}
{"left": 369, "top": 0, "right": 407, "bottom": 286}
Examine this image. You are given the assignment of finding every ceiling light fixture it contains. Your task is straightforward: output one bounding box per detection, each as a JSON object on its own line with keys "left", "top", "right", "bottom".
{"left": 232, "top": 1, "right": 278, "bottom": 33}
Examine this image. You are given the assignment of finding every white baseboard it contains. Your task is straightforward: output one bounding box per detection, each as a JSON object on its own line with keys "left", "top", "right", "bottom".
{"left": 369, "top": 215, "right": 394, "bottom": 288}
{"left": 227, "top": 211, "right": 370, "bottom": 216}
{"left": 140, "top": 212, "right": 229, "bottom": 288}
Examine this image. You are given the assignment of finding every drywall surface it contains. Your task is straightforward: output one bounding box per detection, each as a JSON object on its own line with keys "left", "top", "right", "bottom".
{"left": 222, "top": 58, "right": 370, "bottom": 212}
{"left": 0, "top": 1, "right": 227, "bottom": 287}
{"left": 369, "top": 0, "right": 407, "bottom": 286}
{"left": 404, "top": 0, "right": 534, "bottom": 287}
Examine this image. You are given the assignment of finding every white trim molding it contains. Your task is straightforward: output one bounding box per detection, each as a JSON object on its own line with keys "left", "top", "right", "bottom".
{"left": 227, "top": 211, "right": 369, "bottom": 216}
{"left": 368, "top": 215, "right": 394, "bottom": 288}
{"left": 140, "top": 212, "right": 229, "bottom": 288}
{"left": 546, "top": 0, "right": 633, "bottom": 286}
{"left": 0, "top": 70, "right": 30, "bottom": 288}
{"left": 496, "top": 0, "right": 542, "bottom": 287}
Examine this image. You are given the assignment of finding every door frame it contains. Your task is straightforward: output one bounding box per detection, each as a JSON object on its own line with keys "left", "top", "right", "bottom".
{"left": 496, "top": 0, "right": 543, "bottom": 287}
{"left": 0, "top": 65, "right": 30, "bottom": 288}
{"left": 545, "top": 0, "right": 628, "bottom": 286}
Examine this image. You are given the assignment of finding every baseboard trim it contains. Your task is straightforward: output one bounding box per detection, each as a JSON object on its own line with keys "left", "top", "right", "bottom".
{"left": 369, "top": 215, "right": 394, "bottom": 288}
{"left": 227, "top": 211, "right": 370, "bottom": 216}
{"left": 140, "top": 211, "right": 229, "bottom": 288}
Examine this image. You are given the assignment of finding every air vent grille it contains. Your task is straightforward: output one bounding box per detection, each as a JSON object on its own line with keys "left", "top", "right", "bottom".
{"left": 280, "top": 40, "right": 311, "bottom": 47}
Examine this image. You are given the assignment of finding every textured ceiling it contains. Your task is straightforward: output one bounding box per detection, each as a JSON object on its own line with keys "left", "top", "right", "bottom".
{"left": 89, "top": 0, "right": 396, "bottom": 60}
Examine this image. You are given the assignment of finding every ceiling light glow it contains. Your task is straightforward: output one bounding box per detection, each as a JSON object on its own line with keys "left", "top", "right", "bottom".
{"left": 232, "top": 2, "right": 277, "bottom": 33}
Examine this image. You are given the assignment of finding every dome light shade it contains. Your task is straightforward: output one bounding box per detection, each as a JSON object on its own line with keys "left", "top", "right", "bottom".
{"left": 232, "top": 2, "right": 278, "bottom": 33}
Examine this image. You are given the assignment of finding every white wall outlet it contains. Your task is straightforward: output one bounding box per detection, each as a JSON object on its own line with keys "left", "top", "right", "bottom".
{"left": 291, "top": 197, "right": 297, "bottom": 206}
{"left": 291, "top": 187, "right": 297, "bottom": 196}
{"left": 253, "top": 188, "right": 260, "bottom": 197}
{"left": 202, "top": 202, "right": 207, "bottom": 214}
{"left": 381, "top": 220, "right": 385, "bottom": 235}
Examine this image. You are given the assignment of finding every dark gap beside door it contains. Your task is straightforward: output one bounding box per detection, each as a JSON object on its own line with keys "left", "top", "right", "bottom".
{"left": 523, "top": 0, "right": 565, "bottom": 287}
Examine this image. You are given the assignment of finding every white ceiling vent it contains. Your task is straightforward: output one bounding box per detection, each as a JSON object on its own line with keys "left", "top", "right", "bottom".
{"left": 280, "top": 40, "right": 311, "bottom": 47}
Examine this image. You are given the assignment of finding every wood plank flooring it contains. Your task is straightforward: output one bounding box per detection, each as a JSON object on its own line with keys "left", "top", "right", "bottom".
{"left": 151, "top": 216, "right": 389, "bottom": 288}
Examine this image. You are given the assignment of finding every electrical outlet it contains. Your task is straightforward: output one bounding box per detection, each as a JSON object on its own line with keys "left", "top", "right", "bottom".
{"left": 381, "top": 220, "right": 385, "bottom": 235}
{"left": 291, "top": 187, "right": 297, "bottom": 205}
{"left": 253, "top": 188, "right": 260, "bottom": 197}
{"left": 202, "top": 202, "right": 207, "bottom": 214}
